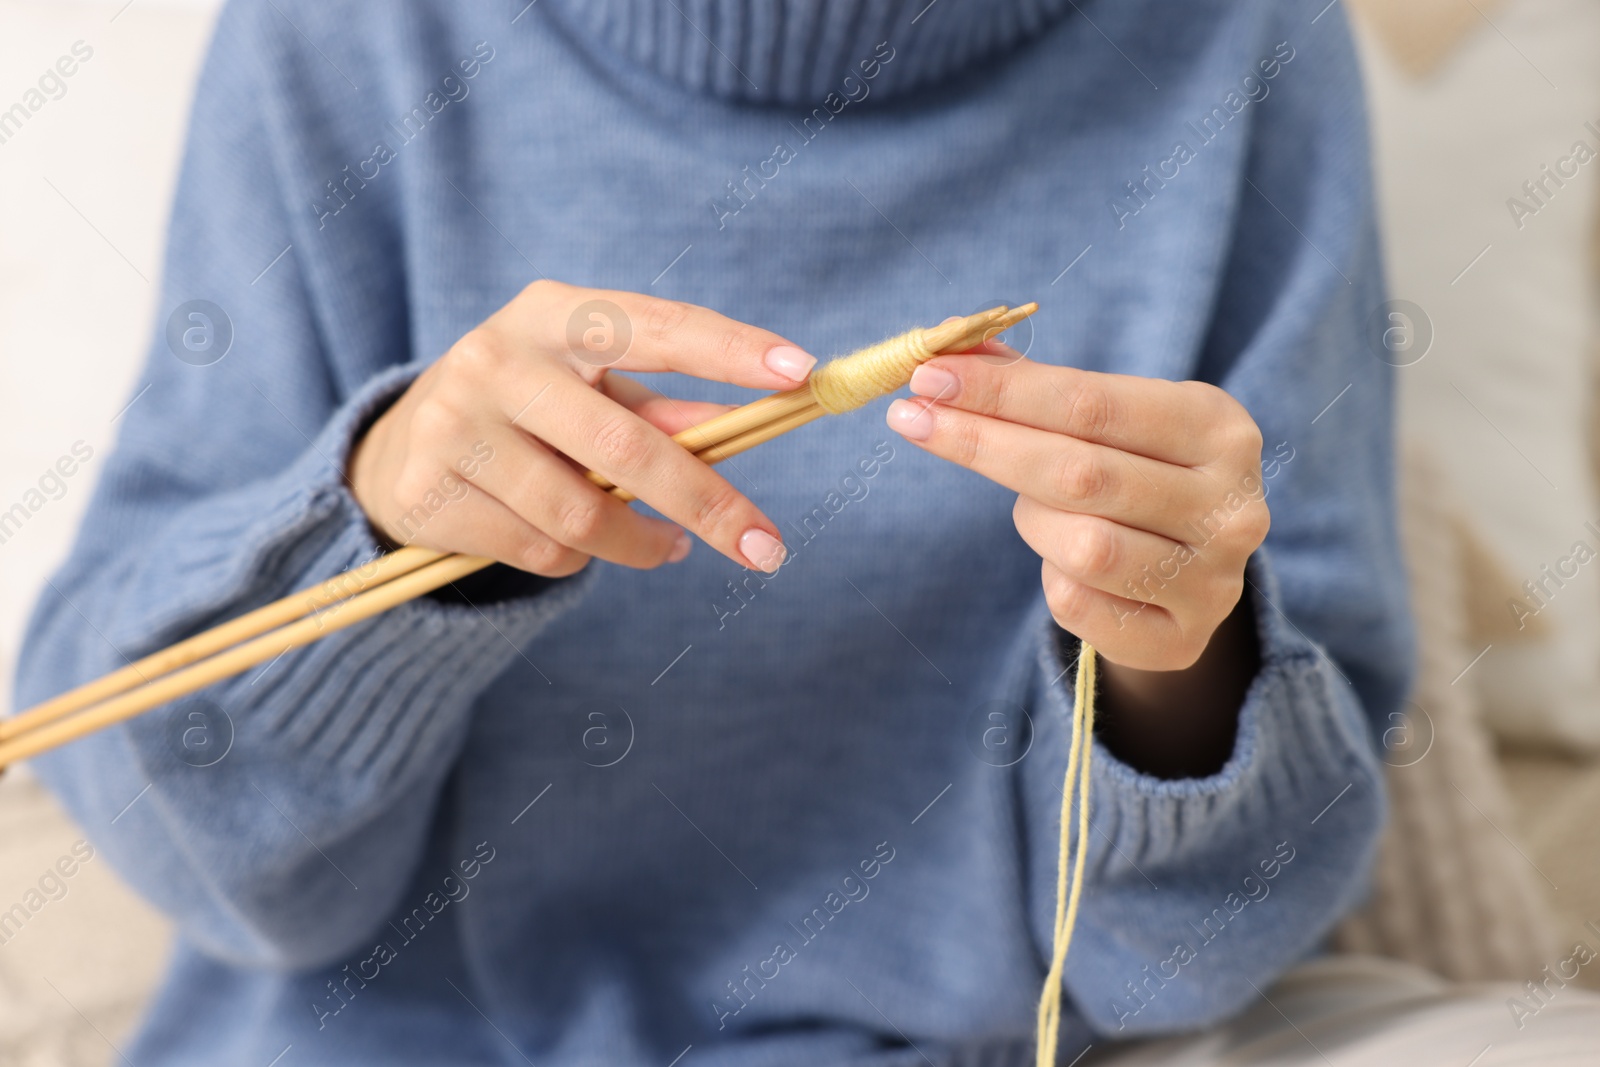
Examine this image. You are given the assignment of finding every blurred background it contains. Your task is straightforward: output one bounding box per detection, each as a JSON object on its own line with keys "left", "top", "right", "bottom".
{"left": 3, "top": 0, "right": 1600, "bottom": 1061}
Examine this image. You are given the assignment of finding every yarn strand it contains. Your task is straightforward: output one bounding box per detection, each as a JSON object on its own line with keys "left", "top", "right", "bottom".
{"left": 804, "top": 303, "right": 1037, "bottom": 415}
{"left": 809, "top": 310, "right": 1098, "bottom": 1067}
{"left": 1036, "top": 643, "right": 1097, "bottom": 1067}
{"left": 808, "top": 328, "right": 938, "bottom": 414}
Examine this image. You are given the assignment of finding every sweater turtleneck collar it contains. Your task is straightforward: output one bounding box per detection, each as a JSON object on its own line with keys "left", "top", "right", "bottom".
{"left": 542, "top": 0, "right": 1074, "bottom": 105}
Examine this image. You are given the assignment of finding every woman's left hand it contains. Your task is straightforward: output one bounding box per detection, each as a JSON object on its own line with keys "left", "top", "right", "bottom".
{"left": 885, "top": 345, "right": 1270, "bottom": 674}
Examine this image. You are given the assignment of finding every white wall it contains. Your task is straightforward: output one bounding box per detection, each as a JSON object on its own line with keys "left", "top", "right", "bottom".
{"left": 0, "top": 1, "right": 217, "bottom": 720}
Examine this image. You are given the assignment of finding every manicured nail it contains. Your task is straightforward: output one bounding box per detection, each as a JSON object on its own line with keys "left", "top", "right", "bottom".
{"left": 909, "top": 364, "right": 959, "bottom": 400}
{"left": 739, "top": 528, "right": 787, "bottom": 572}
{"left": 764, "top": 345, "right": 817, "bottom": 384}
{"left": 667, "top": 529, "right": 692, "bottom": 563}
{"left": 886, "top": 398, "right": 935, "bottom": 441}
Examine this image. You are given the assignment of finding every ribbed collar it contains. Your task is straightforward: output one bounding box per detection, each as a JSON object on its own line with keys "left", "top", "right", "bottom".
{"left": 542, "top": 0, "right": 1073, "bottom": 105}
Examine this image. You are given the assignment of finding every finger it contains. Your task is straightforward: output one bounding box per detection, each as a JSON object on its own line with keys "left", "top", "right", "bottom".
{"left": 1012, "top": 497, "right": 1215, "bottom": 613}
{"left": 515, "top": 373, "right": 788, "bottom": 572}
{"left": 513, "top": 280, "right": 817, "bottom": 391}
{"left": 887, "top": 398, "right": 1215, "bottom": 542}
{"left": 600, "top": 374, "right": 735, "bottom": 436}
{"left": 397, "top": 480, "right": 591, "bottom": 579}
{"left": 468, "top": 426, "right": 692, "bottom": 570}
{"left": 1040, "top": 560, "right": 1192, "bottom": 673}
{"left": 906, "top": 355, "right": 1241, "bottom": 467}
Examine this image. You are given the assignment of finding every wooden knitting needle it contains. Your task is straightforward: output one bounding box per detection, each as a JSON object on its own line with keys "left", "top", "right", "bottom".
{"left": 6, "top": 305, "right": 1033, "bottom": 746}
{"left": 0, "top": 552, "right": 495, "bottom": 768}
{"left": 658, "top": 305, "right": 1018, "bottom": 448}
{"left": 0, "top": 394, "right": 840, "bottom": 751}
{"left": 0, "top": 303, "right": 1036, "bottom": 767}
{"left": 0, "top": 544, "right": 447, "bottom": 743}
{"left": 588, "top": 303, "right": 1031, "bottom": 494}
{"left": 0, "top": 392, "right": 858, "bottom": 768}
{"left": 664, "top": 303, "right": 1015, "bottom": 448}
{"left": 609, "top": 401, "right": 833, "bottom": 504}
{"left": 0, "top": 411, "right": 772, "bottom": 753}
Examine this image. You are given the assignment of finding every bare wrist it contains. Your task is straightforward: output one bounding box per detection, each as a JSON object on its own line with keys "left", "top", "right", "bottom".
{"left": 1090, "top": 592, "right": 1257, "bottom": 779}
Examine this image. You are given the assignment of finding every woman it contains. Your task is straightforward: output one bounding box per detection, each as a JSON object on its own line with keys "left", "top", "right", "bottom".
{"left": 19, "top": 1, "right": 1592, "bottom": 1064}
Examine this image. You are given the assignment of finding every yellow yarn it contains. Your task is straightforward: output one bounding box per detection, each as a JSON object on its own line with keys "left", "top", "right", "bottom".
{"left": 808, "top": 327, "right": 937, "bottom": 414}
{"left": 1036, "top": 644, "right": 1096, "bottom": 1067}
{"left": 813, "top": 323, "right": 1094, "bottom": 1065}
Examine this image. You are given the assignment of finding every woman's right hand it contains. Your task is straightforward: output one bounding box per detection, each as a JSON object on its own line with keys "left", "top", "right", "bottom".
{"left": 348, "top": 280, "right": 817, "bottom": 577}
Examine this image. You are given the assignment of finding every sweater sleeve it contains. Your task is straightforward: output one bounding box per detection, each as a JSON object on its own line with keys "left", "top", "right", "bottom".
{"left": 1025, "top": 8, "right": 1414, "bottom": 1037}
{"left": 11, "top": 2, "right": 591, "bottom": 970}
{"left": 1030, "top": 553, "right": 1392, "bottom": 1036}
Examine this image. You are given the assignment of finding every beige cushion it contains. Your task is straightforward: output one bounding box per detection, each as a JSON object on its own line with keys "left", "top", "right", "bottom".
{"left": 1335, "top": 445, "right": 1558, "bottom": 979}
{"left": 1348, "top": 0, "right": 1507, "bottom": 78}
{"left": 1353, "top": 0, "right": 1600, "bottom": 753}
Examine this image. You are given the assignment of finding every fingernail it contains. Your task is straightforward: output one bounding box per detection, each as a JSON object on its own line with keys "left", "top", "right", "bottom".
{"left": 764, "top": 345, "right": 817, "bottom": 384}
{"left": 739, "top": 528, "right": 787, "bottom": 573}
{"left": 909, "top": 364, "right": 959, "bottom": 400}
{"left": 886, "top": 398, "right": 935, "bottom": 441}
{"left": 667, "top": 529, "right": 692, "bottom": 564}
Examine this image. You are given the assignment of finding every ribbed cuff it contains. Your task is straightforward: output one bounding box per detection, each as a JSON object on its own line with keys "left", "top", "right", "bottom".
{"left": 1032, "top": 549, "right": 1382, "bottom": 863}
{"left": 1028, "top": 550, "right": 1388, "bottom": 1033}
{"left": 106, "top": 358, "right": 430, "bottom": 654}
{"left": 109, "top": 359, "right": 593, "bottom": 785}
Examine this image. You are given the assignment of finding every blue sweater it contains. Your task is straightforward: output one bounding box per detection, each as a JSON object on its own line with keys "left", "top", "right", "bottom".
{"left": 15, "top": 1, "right": 1411, "bottom": 1064}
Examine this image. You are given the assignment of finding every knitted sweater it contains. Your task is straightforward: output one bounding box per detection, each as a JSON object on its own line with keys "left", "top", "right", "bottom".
{"left": 14, "top": 1, "right": 1412, "bottom": 1064}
